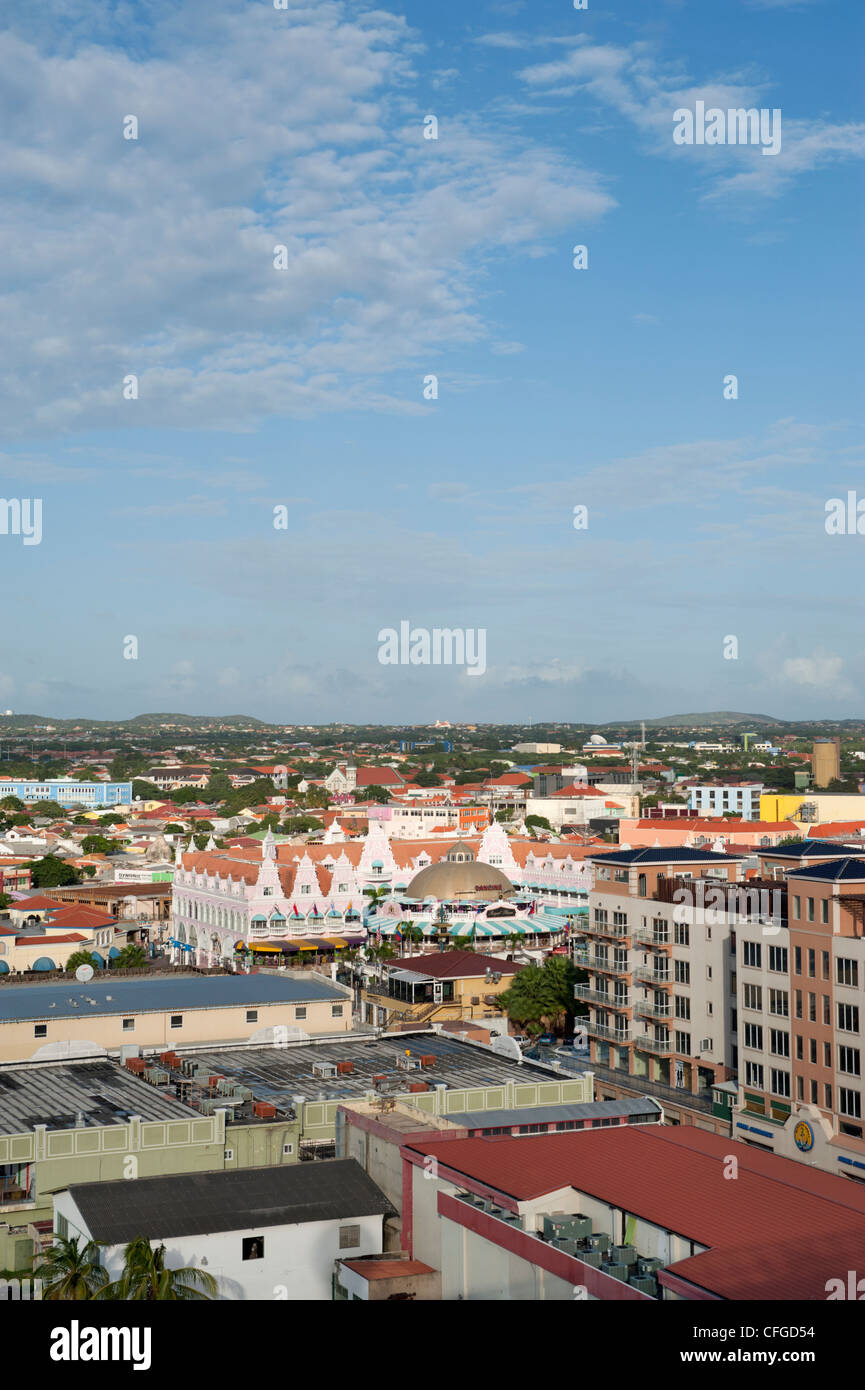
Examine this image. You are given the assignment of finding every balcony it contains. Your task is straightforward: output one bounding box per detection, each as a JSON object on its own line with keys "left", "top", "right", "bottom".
{"left": 634, "top": 999, "right": 672, "bottom": 1021}
{"left": 586, "top": 1021, "right": 633, "bottom": 1044}
{"left": 634, "top": 966, "right": 672, "bottom": 986}
{"left": 631, "top": 928, "right": 672, "bottom": 947}
{"left": 576, "top": 954, "right": 631, "bottom": 976}
{"left": 635, "top": 1033, "right": 673, "bottom": 1055}
{"left": 585, "top": 918, "right": 630, "bottom": 940}
{"left": 575, "top": 985, "right": 632, "bottom": 1009}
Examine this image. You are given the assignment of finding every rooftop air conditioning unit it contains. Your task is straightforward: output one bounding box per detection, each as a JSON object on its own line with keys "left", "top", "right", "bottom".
{"left": 312, "top": 1062, "right": 338, "bottom": 1079}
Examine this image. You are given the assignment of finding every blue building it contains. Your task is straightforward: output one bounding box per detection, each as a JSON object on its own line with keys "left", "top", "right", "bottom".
{"left": 0, "top": 779, "right": 132, "bottom": 809}
{"left": 687, "top": 782, "right": 763, "bottom": 821}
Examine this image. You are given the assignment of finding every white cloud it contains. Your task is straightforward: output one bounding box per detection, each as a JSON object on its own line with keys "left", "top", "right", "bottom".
{"left": 0, "top": 2, "right": 615, "bottom": 437}
{"left": 781, "top": 655, "right": 846, "bottom": 689}
{"left": 518, "top": 38, "right": 865, "bottom": 203}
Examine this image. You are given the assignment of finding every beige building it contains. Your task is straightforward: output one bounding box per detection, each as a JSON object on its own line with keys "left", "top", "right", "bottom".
{"left": 0, "top": 972, "right": 353, "bottom": 1064}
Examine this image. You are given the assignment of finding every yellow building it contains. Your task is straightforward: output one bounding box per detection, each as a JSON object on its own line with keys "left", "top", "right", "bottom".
{"left": 760, "top": 792, "right": 865, "bottom": 826}
{"left": 360, "top": 950, "right": 522, "bottom": 1029}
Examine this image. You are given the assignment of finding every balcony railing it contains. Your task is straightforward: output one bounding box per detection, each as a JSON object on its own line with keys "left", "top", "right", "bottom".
{"left": 634, "top": 966, "right": 672, "bottom": 986}
{"left": 631, "top": 928, "right": 672, "bottom": 947}
{"left": 652, "top": 874, "right": 787, "bottom": 924}
{"left": 585, "top": 918, "right": 630, "bottom": 939}
{"left": 635, "top": 1033, "right": 673, "bottom": 1055}
{"left": 586, "top": 1021, "right": 633, "bottom": 1044}
{"left": 574, "top": 953, "right": 631, "bottom": 975}
{"left": 575, "top": 985, "right": 632, "bottom": 1009}
{"left": 633, "top": 999, "right": 672, "bottom": 1021}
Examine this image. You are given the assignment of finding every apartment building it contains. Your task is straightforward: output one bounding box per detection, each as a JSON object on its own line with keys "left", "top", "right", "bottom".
{"left": 580, "top": 847, "right": 750, "bottom": 1100}
{"left": 733, "top": 851, "right": 865, "bottom": 1179}
{"left": 687, "top": 782, "right": 763, "bottom": 820}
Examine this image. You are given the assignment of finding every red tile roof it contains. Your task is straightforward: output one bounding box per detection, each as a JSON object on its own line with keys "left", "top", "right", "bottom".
{"left": 393, "top": 951, "right": 523, "bottom": 980}
{"left": 404, "top": 1123, "right": 865, "bottom": 1300}
{"left": 8, "top": 895, "right": 66, "bottom": 911}
{"left": 16, "top": 932, "right": 87, "bottom": 946}
{"left": 355, "top": 767, "right": 404, "bottom": 787}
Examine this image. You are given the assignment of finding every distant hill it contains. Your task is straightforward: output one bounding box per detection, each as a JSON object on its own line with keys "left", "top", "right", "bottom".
{"left": 0, "top": 712, "right": 270, "bottom": 731}
{"left": 604, "top": 712, "right": 785, "bottom": 730}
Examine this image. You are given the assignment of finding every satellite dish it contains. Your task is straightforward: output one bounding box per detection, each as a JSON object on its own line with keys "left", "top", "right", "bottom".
{"left": 75, "top": 964, "right": 95, "bottom": 983}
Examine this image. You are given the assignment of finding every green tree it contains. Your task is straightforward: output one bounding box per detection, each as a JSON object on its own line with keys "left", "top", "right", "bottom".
{"left": 164, "top": 822, "right": 185, "bottom": 834}
{"left": 26, "top": 856, "right": 81, "bottom": 888}
{"left": 31, "top": 800, "right": 65, "bottom": 818}
{"left": 412, "top": 770, "right": 442, "bottom": 787}
{"left": 35, "top": 1235, "right": 108, "bottom": 1301}
{"left": 98, "top": 814, "right": 125, "bottom": 827}
{"left": 80, "top": 835, "right": 113, "bottom": 854}
{"left": 97, "top": 1237, "right": 218, "bottom": 1301}
{"left": 132, "top": 780, "right": 165, "bottom": 801}
{"left": 355, "top": 785, "right": 391, "bottom": 805}
{"left": 281, "top": 815, "right": 324, "bottom": 834}
{"left": 0, "top": 795, "right": 24, "bottom": 812}
{"left": 113, "top": 943, "right": 147, "bottom": 970}
{"left": 525, "top": 815, "right": 553, "bottom": 833}
{"left": 65, "top": 950, "right": 101, "bottom": 974}
{"left": 498, "top": 955, "right": 578, "bottom": 1036}
{"left": 0, "top": 891, "right": 11, "bottom": 909}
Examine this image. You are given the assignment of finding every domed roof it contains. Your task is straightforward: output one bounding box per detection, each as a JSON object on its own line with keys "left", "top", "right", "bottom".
{"left": 404, "top": 857, "right": 514, "bottom": 902}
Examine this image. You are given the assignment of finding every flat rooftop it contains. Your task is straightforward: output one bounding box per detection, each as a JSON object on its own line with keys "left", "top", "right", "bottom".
{"left": 68, "top": 1157, "right": 393, "bottom": 1244}
{"left": 0, "top": 1057, "right": 198, "bottom": 1135}
{"left": 0, "top": 974, "right": 345, "bottom": 1023}
{"left": 180, "top": 1032, "right": 585, "bottom": 1106}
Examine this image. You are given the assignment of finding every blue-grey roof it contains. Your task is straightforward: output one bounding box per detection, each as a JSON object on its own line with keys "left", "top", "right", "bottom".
{"left": 764, "top": 839, "right": 865, "bottom": 859}
{"left": 786, "top": 857, "right": 865, "bottom": 882}
{"left": 447, "top": 1097, "right": 663, "bottom": 1129}
{"left": 0, "top": 974, "right": 344, "bottom": 1023}
{"left": 590, "top": 846, "right": 741, "bottom": 865}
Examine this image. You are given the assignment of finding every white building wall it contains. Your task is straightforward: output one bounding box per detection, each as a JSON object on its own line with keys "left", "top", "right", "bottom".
{"left": 53, "top": 1191, "right": 383, "bottom": 1301}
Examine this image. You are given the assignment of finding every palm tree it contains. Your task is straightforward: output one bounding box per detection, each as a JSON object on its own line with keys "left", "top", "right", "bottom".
{"left": 65, "top": 950, "right": 100, "bottom": 975}
{"left": 98, "top": 1237, "right": 217, "bottom": 1301}
{"left": 35, "top": 1235, "right": 108, "bottom": 1300}
{"left": 400, "top": 921, "right": 424, "bottom": 956}
{"left": 113, "top": 942, "right": 147, "bottom": 970}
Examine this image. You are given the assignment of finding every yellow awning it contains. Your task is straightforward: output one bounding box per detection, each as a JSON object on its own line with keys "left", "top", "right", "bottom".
{"left": 296, "top": 941, "right": 317, "bottom": 951}
{"left": 323, "top": 936, "right": 347, "bottom": 947}
{"left": 250, "top": 944, "right": 281, "bottom": 953}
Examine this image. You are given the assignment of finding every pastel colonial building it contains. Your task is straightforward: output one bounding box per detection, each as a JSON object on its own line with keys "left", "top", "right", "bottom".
{"left": 168, "top": 821, "right": 594, "bottom": 968}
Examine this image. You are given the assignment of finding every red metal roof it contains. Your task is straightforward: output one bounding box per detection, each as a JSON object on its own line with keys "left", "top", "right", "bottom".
{"left": 393, "top": 950, "right": 523, "bottom": 980}
{"left": 404, "top": 1124, "right": 865, "bottom": 1300}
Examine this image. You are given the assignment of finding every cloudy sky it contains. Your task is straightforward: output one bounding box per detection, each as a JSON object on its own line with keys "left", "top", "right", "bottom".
{"left": 1, "top": 0, "right": 863, "bottom": 723}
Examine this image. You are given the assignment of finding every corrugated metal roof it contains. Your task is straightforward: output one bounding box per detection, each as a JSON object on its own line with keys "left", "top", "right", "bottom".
{"left": 0, "top": 973, "right": 343, "bottom": 1023}
{"left": 0, "top": 1057, "right": 197, "bottom": 1134}
{"left": 446, "top": 1097, "right": 662, "bottom": 1128}
{"left": 405, "top": 1123, "right": 865, "bottom": 1300}
{"left": 69, "top": 1158, "right": 393, "bottom": 1243}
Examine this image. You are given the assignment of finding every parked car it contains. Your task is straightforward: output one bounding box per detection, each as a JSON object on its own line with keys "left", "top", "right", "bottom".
{"left": 536, "top": 1032, "right": 557, "bottom": 1046}
{"left": 510, "top": 1033, "right": 530, "bottom": 1047}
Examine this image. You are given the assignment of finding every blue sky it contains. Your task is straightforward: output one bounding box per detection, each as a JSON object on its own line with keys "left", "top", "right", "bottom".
{"left": 1, "top": 0, "right": 863, "bottom": 724}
